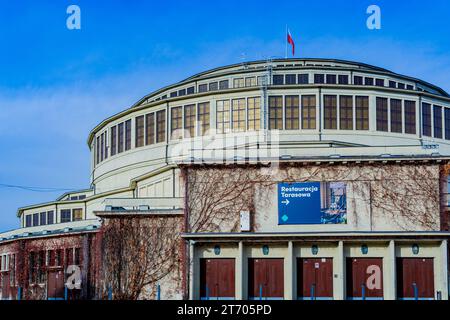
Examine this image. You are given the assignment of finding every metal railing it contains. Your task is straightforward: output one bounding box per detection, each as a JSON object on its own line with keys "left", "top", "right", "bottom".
{"left": 102, "top": 197, "right": 183, "bottom": 211}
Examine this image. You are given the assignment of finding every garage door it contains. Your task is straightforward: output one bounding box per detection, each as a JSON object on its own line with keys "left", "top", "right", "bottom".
{"left": 396, "top": 258, "right": 434, "bottom": 300}
{"left": 248, "top": 258, "right": 284, "bottom": 300}
{"left": 47, "top": 270, "right": 65, "bottom": 300}
{"left": 200, "top": 258, "right": 235, "bottom": 300}
{"left": 346, "top": 258, "right": 383, "bottom": 300}
{"left": 1, "top": 273, "right": 10, "bottom": 300}
{"left": 298, "top": 258, "right": 333, "bottom": 300}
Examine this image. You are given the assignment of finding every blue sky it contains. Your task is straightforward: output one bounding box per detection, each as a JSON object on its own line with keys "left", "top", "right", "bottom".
{"left": 1, "top": 0, "right": 450, "bottom": 231}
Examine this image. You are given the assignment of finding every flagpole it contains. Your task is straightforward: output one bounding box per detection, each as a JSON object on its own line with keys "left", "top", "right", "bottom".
{"left": 285, "top": 24, "right": 288, "bottom": 59}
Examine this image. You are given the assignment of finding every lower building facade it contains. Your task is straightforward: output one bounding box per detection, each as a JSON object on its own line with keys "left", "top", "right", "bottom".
{"left": 186, "top": 235, "right": 448, "bottom": 300}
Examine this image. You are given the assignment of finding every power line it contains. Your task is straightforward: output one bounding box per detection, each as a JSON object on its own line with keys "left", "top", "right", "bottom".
{"left": 0, "top": 183, "right": 78, "bottom": 193}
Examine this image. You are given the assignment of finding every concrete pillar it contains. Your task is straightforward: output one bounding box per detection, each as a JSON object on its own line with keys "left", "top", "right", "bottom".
{"left": 335, "top": 241, "right": 345, "bottom": 300}
{"left": 236, "top": 241, "right": 244, "bottom": 300}
{"left": 188, "top": 240, "right": 195, "bottom": 300}
{"left": 385, "top": 240, "right": 396, "bottom": 300}
{"left": 439, "top": 240, "right": 449, "bottom": 300}
{"left": 285, "top": 241, "right": 294, "bottom": 300}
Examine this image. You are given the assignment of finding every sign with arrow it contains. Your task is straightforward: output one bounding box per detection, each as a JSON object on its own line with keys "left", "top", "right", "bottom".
{"left": 278, "top": 182, "right": 347, "bottom": 225}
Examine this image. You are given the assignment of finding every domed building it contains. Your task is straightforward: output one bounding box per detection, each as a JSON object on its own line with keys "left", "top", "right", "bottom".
{"left": 1, "top": 58, "right": 449, "bottom": 300}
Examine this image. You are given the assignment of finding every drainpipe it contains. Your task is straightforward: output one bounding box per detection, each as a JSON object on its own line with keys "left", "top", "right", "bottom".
{"left": 183, "top": 168, "right": 191, "bottom": 300}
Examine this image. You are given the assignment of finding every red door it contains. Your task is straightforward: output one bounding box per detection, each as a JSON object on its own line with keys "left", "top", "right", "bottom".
{"left": 47, "top": 270, "right": 65, "bottom": 300}
{"left": 298, "top": 258, "right": 333, "bottom": 300}
{"left": 397, "top": 258, "right": 434, "bottom": 300}
{"left": 346, "top": 258, "right": 383, "bottom": 300}
{"left": 1, "top": 273, "right": 10, "bottom": 299}
{"left": 248, "top": 258, "right": 284, "bottom": 300}
{"left": 200, "top": 258, "right": 235, "bottom": 300}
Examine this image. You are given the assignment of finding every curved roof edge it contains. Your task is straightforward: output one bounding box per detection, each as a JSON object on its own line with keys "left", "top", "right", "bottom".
{"left": 130, "top": 58, "right": 449, "bottom": 107}
{"left": 87, "top": 58, "right": 450, "bottom": 145}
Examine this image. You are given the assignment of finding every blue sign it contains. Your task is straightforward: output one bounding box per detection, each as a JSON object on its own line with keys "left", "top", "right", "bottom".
{"left": 278, "top": 182, "right": 347, "bottom": 225}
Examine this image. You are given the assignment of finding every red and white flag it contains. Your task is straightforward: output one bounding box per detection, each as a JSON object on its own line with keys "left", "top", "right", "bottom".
{"left": 287, "top": 29, "right": 295, "bottom": 56}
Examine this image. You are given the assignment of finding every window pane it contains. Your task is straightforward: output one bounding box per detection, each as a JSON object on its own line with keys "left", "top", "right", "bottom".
{"left": 245, "top": 77, "right": 256, "bottom": 87}
{"left": 198, "top": 84, "right": 208, "bottom": 93}
{"left": 269, "top": 96, "right": 283, "bottom": 129}
{"left": 298, "top": 74, "right": 309, "bottom": 84}
{"left": 198, "top": 102, "right": 210, "bottom": 136}
{"left": 422, "top": 103, "right": 432, "bottom": 137}
{"left": 125, "top": 120, "right": 131, "bottom": 151}
{"left": 365, "top": 77, "right": 374, "bottom": 86}
{"left": 156, "top": 110, "right": 166, "bottom": 143}
{"left": 233, "top": 78, "right": 244, "bottom": 88}
{"left": 247, "top": 97, "right": 260, "bottom": 131}
{"left": 110, "top": 126, "right": 117, "bottom": 156}
{"left": 170, "top": 107, "right": 183, "bottom": 140}
{"left": 47, "top": 211, "right": 54, "bottom": 225}
{"left": 187, "top": 86, "right": 195, "bottom": 94}
{"left": 445, "top": 108, "right": 450, "bottom": 140}
{"left": 61, "top": 210, "right": 71, "bottom": 223}
{"left": 324, "top": 95, "right": 337, "bottom": 130}
{"left": 404, "top": 101, "right": 416, "bottom": 134}
{"left": 285, "top": 95, "right": 299, "bottom": 130}
{"left": 232, "top": 99, "right": 246, "bottom": 132}
{"left": 302, "top": 95, "right": 316, "bottom": 129}
{"left": 354, "top": 76, "right": 363, "bottom": 85}
{"left": 272, "top": 75, "right": 284, "bottom": 85}
{"left": 376, "top": 97, "right": 388, "bottom": 132}
{"left": 285, "top": 74, "right": 296, "bottom": 85}
{"left": 339, "top": 96, "right": 353, "bottom": 130}
{"left": 118, "top": 123, "right": 124, "bottom": 153}
{"left": 32, "top": 213, "right": 39, "bottom": 226}
{"left": 25, "top": 215, "right": 32, "bottom": 227}
{"left": 39, "top": 212, "right": 46, "bottom": 226}
{"left": 135, "top": 116, "right": 145, "bottom": 147}
{"left": 72, "top": 209, "right": 83, "bottom": 221}
{"left": 100, "top": 133, "right": 104, "bottom": 161}
{"left": 338, "top": 75, "right": 349, "bottom": 84}
{"left": 209, "top": 82, "right": 218, "bottom": 91}
{"left": 216, "top": 100, "right": 230, "bottom": 134}
{"left": 104, "top": 132, "right": 108, "bottom": 160}
{"left": 390, "top": 99, "right": 402, "bottom": 133}
{"left": 314, "top": 74, "right": 324, "bottom": 84}
{"left": 96, "top": 136, "right": 100, "bottom": 165}
{"left": 376, "top": 79, "right": 385, "bottom": 87}
{"left": 219, "top": 80, "right": 229, "bottom": 90}
{"left": 145, "top": 113, "right": 155, "bottom": 145}
{"left": 434, "top": 105, "right": 442, "bottom": 138}
{"left": 326, "top": 74, "right": 336, "bottom": 84}
{"left": 184, "top": 104, "right": 196, "bottom": 138}
{"left": 355, "top": 96, "right": 369, "bottom": 130}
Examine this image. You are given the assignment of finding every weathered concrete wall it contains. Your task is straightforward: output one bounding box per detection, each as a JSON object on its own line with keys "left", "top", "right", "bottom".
{"left": 185, "top": 162, "right": 443, "bottom": 233}
{"left": 0, "top": 232, "right": 99, "bottom": 300}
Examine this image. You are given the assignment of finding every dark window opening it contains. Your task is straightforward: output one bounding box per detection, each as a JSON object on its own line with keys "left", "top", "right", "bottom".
{"left": 376, "top": 97, "right": 388, "bottom": 132}
{"left": 324, "top": 95, "right": 337, "bottom": 130}
{"left": 422, "top": 103, "right": 432, "bottom": 137}
{"left": 298, "top": 74, "right": 309, "bottom": 84}
{"left": 390, "top": 99, "right": 402, "bottom": 133}
{"left": 326, "top": 74, "right": 336, "bottom": 84}
{"left": 338, "top": 75, "right": 349, "bottom": 84}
